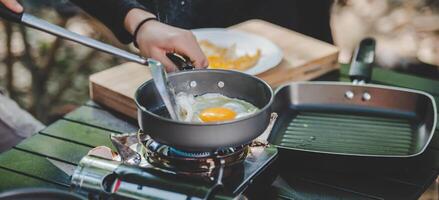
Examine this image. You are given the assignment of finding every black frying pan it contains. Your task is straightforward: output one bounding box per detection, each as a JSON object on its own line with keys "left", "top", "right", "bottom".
{"left": 135, "top": 69, "right": 272, "bottom": 150}
{"left": 270, "top": 38, "right": 437, "bottom": 158}
{"left": 0, "top": 5, "right": 273, "bottom": 151}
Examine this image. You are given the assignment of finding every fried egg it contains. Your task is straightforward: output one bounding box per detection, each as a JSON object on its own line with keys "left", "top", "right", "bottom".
{"left": 199, "top": 40, "right": 261, "bottom": 71}
{"left": 175, "top": 92, "right": 259, "bottom": 123}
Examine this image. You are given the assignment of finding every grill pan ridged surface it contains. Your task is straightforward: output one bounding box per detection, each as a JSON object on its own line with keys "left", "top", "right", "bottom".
{"left": 277, "top": 112, "right": 414, "bottom": 155}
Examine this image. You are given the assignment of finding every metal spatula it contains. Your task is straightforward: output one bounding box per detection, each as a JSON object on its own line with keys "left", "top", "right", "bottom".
{"left": 148, "top": 60, "right": 180, "bottom": 120}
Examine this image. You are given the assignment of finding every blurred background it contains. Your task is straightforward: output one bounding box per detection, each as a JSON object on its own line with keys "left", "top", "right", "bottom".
{"left": 0, "top": 0, "right": 126, "bottom": 123}
{"left": 332, "top": 0, "right": 439, "bottom": 77}
{"left": 0, "top": 0, "right": 438, "bottom": 125}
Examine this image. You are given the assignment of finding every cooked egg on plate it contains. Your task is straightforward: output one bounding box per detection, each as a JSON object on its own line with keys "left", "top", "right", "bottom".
{"left": 175, "top": 92, "right": 259, "bottom": 123}
{"left": 199, "top": 40, "right": 262, "bottom": 72}
{"left": 192, "top": 28, "right": 283, "bottom": 75}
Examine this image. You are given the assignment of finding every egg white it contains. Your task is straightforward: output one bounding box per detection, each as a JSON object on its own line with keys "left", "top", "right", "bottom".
{"left": 175, "top": 92, "right": 258, "bottom": 123}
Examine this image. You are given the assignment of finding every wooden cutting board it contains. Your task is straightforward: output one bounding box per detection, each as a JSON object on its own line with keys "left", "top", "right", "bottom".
{"left": 90, "top": 19, "right": 339, "bottom": 118}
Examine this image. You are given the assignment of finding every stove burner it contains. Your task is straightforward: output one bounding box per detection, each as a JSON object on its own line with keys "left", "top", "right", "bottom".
{"left": 168, "top": 146, "right": 246, "bottom": 158}
{"left": 168, "top": 148, "right": 212, "bottom": 158}
{"left": 143, "top": 138, "right": 249, "bottom": 178}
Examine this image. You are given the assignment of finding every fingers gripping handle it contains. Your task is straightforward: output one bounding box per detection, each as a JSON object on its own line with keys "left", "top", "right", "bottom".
{"left": 166, "top": 53, "right": 195, "bottom": 71}
{"left": 0, "top": 4, "right": 23, "bottom": 23}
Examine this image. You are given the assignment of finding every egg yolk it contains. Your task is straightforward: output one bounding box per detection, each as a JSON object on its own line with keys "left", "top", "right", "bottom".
{"left": 199, "top": 107, "right": 237, "bottom": 123}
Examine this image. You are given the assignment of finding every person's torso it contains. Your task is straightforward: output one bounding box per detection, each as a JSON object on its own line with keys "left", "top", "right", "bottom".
{"left": 138, "top": 0, "right": 334, "bottom": 43}
{"left": 140, "top": 0, "right": 257, "bottom": 29}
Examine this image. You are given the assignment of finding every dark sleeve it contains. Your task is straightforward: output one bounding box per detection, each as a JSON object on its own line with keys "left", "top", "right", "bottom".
{"left": 70, "top": 0, "right": 155, "bottom": 44}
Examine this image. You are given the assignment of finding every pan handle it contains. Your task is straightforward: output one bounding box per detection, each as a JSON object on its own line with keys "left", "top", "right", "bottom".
{"left": 166, "top": 53, "right": 195, "bottom": 71}
{"left": 0, "top": 4, "right": 149, "bottom": 65}
{"left": 0, "top": 4, "right": 23, "bottom": 23}
{"left": 349, "top": 38, "right": 376, "bottom": 84}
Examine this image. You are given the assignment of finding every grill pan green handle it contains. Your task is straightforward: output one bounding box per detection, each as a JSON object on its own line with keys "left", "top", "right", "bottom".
{"left": 349, "top": 38, "right": 376, "bottom": 83}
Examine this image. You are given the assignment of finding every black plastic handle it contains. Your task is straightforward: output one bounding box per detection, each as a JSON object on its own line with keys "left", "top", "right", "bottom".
{"left": 166, "top": 52, "right": 195, "bottom": 71}
{"left": 0, "top": 4, "right": 23, "bottom": 23}
{"left": 349, "top": 37, "right": 376, "bottom": 83}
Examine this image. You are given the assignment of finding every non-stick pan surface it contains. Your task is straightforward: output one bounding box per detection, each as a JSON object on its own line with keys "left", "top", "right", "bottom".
{"left": 270, "top": 81, "right": 437, "bottom": 157}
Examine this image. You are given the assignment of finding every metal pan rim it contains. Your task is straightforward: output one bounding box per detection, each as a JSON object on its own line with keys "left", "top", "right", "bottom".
{"left": 273, "top": 144, "right": 424, "bottom": 158}
{"left": 134, "top": 69, "right": 274, "bottom": 126}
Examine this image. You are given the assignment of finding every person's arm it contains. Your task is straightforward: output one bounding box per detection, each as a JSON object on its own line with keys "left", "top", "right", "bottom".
{"left": 0, "top": 0, "right": 207, "bottom": 71}
{"left": 123, "top": 8, "right": 208, "bottom": 71}
{"left": 70, "top": 0, "right": 148, "bottom": 44}
{"left": 72, "top": 0, "right": 207, "bottom": 71}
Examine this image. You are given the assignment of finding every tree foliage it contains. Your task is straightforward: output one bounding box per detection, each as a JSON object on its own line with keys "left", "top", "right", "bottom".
{"left": 0, "top": 2, "right": 125, "bottom": 123}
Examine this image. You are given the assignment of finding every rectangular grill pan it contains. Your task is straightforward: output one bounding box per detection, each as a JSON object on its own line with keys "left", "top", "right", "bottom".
{"left": 269, "top": 82, "right": 436, "bottom": 157}
{"left": 268, "top": 38, "right": 437, "bottom": 172}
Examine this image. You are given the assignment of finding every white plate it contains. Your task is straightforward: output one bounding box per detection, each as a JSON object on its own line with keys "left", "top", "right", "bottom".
{"left": 192, "top": 28, "right": 283, "bottom": 75}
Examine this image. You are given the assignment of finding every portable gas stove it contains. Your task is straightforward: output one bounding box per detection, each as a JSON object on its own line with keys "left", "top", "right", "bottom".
{"left": 71, "top": 134, "right": 278, "bottom": 199}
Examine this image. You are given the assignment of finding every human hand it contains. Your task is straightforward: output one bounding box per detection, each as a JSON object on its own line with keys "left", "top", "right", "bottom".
{"left": 0, "top": 0, "right": 23, "bottom": 13}
{"left": 125, "top": 9, "right": 208, "bottom": 72}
